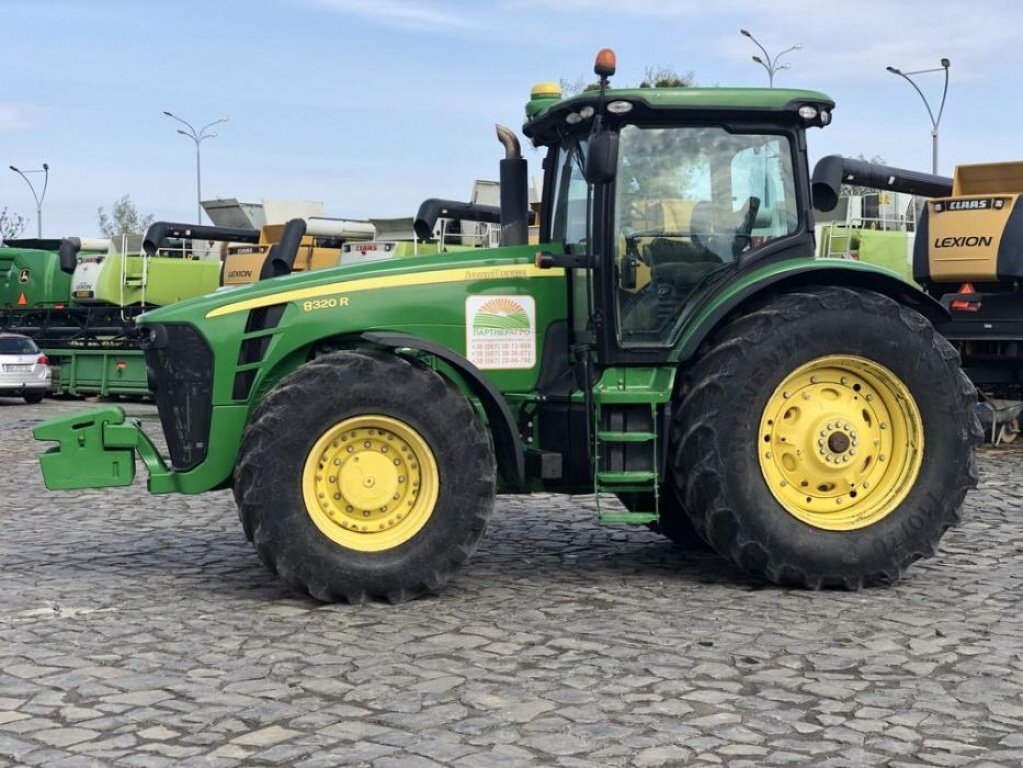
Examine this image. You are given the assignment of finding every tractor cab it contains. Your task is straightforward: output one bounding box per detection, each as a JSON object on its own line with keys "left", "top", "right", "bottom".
{"left": 524, "top": 50, "right": 832, "bottom": 363}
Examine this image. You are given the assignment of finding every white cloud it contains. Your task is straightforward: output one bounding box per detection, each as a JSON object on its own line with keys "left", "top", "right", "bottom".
{"left": 310, "top": 0, "right": 479, "bottom": 30}
{"left": 0, "top": 103, "right": 43, "bottom": 133}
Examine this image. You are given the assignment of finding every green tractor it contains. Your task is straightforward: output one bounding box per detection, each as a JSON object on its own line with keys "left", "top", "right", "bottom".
{"left": 35, "top": 50, "right": 979, "bottom": 602}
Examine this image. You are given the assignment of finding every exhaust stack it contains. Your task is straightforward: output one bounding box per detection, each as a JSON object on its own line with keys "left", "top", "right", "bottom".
{"left": 496, "top": 124, "right": 529, "bottom": 247}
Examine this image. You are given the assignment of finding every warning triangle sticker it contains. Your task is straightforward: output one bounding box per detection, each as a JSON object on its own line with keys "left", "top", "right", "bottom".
{"left": 17, "top": 292, "right": 27, "bottom": 306}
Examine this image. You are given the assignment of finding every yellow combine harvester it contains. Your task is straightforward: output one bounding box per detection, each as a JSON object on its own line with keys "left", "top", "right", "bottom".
{"left": 813, "top": 156, "right": 1023, "bottom": 438}
{"left": 222, "top": 218, "right": 375, "bottom": 285}
{"left": 913, "top": 160, "right": 1023, "bottom": 399}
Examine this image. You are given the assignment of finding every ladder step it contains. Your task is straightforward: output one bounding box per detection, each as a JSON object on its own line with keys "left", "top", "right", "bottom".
{"left": 595, "top": 483, "right": 658, "bottom": 494}
{"left": 596, "top": 430, "right": 656, "bottom": 443}
{"left": 598, "top": 511, "right": 658, "bottom": 525}
{"left": 595, "top": 470, "right": 657, "bottom": 485}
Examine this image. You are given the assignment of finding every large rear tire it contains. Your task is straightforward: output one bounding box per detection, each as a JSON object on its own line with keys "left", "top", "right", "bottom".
{"left": 234, "top": 350, "right": 496, "bottom": 603}
{"left": 670, "top": 286, "right": 980, "bottom": 588}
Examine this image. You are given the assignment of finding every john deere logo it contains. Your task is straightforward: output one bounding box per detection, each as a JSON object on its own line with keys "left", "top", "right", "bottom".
{"left": 18, "top": 268, "right": 30, "bottom": 283}
{"left": 466, "top": 295, "right": 536, "bottom": 370}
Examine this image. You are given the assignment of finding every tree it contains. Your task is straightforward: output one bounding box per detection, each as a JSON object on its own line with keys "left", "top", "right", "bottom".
{"left": 97, "top": 195, "right": 154, "bottom": 238}
{"left": 559, "top": 66, "right": 694, "bottom": 96}
{"left": 840, "top": 154, "right": 888, "bottom": 197}
{"left": 0, "top": 207, "right": 27, "bottom": 245}
{"left": 639, "top": 66, "right": 695, "bottom": 89}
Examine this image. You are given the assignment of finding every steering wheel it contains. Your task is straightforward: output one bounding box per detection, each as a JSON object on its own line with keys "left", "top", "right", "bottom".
{"left": 731, "top": 196, "right": 761, "bottom": 259}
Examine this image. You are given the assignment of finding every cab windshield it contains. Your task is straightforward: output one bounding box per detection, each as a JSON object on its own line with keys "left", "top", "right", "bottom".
{"left": 615, "top": 125, "right": 799, "bottom": 345}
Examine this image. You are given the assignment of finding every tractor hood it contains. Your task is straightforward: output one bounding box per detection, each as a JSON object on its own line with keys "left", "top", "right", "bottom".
{"left": 136, "top": 243, "right": 547, "bottom": 326}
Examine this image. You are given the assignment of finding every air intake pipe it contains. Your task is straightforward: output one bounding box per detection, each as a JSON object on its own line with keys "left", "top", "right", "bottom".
{"left": 142, "top": 222, "right": 260, "bottom": 256}
{"left": 811, "top": 155, "right": 953, "bottom": 212}
{"left": 496, "top": 124, "right": 529, "bottom": 247}
{"left": 259, "top": 218, "right": 307, "bottom": 280}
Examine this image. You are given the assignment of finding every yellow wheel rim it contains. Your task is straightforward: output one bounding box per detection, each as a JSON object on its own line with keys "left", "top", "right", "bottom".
{"left": 302, "top": 415, "right": 439, "bottom": 552}
{"left": 757, "top": 355, "right": 923, "bottom": 531}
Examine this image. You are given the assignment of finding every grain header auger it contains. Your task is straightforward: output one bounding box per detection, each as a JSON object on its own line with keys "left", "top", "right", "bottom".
{"left": 35, "top": 49, "right": 979, "bottom": 603}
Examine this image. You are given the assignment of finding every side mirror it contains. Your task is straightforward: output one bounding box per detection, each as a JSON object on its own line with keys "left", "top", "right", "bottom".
{"left": 585, "top": 128, "right": 618, "bottom": 185}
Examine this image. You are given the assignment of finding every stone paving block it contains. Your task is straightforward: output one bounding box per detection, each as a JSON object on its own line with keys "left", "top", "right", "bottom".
{"left": 0, "top": 401, "right": 1021, "bottom": 767}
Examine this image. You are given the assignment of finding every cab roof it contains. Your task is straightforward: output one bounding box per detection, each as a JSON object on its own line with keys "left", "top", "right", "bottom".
{"left": 523, "top": 86, "right": 835, "bottom": 145}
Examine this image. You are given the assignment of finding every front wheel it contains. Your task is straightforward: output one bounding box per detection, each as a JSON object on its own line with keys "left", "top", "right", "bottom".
{"left": 234, "top": 350, "right": 496, "bottom": 603}
{"left": 671, "top": 286, "right": 980, "bottom": 588}
{"left": 23, "top": 391, "right": 45, "bottom": 404}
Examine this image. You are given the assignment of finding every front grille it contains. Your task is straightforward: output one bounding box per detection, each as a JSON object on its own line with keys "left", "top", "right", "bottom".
{"left": 143, "top": 323, "right": 214, "bottom": 471}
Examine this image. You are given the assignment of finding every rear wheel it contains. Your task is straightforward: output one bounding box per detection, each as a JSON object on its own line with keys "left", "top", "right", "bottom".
{"left": 23, "top": 391, "right": 44, "bottom": 404}
{"left": 671, "top": 286, "right": 979, "bottom": 588}
{"left": 235, "top": 350, "right": 496, "bottom": 603}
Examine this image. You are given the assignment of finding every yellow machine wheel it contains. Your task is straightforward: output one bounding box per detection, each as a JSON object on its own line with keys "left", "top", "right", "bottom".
{"left": 668, "top": 286, "right": 979, "bottom": 589}
{"left": 235, "top": 350, "right": 496, "bottom": 603}
{"left": 302, "top": 415, "right": 440, "bottom": 552}
{"left": 757, "top": 355, "right": 923, "bottom": 531}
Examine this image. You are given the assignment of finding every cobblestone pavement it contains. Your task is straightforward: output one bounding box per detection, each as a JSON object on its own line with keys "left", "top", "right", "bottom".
{"left": 1, "top": 399, "right": 1022, "bottom": 768}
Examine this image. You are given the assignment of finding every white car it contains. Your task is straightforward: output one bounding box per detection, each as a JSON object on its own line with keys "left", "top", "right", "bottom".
{"left": 0, "top": 334, "right": 52, "bottom": 404}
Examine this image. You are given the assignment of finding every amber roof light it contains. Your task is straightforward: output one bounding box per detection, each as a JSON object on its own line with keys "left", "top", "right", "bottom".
{"left": 594, "top": 48, "right": 616, "bottom": 78}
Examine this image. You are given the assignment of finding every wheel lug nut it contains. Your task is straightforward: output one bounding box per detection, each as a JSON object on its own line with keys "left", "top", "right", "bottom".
{"left": 880, "top": 422, "right": 888, "bottom": 430}
{"left": 850, "top": 449, "right": 857, "bottom": 456}
{"left": 866, "top": 394, "right": 874, "bottom": 402}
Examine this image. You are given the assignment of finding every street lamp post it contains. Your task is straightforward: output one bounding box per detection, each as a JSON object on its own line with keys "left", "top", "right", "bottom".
{"left": 740, "top": 29, "right": 801, "bottom": 87}
{"left": 886, "top": 59, "right": 951, "bottom": 175}
{"left": 162, "top": 110, "right": 228, "bottom": 224}
{"left": 8, "top": 163, "right": 49, "bottom": 238}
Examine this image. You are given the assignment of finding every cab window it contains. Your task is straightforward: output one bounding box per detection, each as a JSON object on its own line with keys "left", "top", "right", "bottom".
{"left": 549, "top": 140, "right": 590, "bottom": 250}
{"left": 614, "top": 125, "right": 798, "bottom": 346}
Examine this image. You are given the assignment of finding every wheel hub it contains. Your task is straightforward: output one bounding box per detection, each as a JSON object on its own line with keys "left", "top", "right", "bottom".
{"left": 302, "top": 415, "right": 438, "bottom": 552}
{"left": 757, "top": 355, "right": 923, "bottom": 531}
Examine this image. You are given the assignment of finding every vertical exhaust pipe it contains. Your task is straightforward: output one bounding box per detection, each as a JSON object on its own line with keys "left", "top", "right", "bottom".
{"left": 496, "top": 125, "right": 529, "bottom": 247}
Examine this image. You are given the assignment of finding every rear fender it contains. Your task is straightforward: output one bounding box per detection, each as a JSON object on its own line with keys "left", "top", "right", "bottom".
{"left": 676, "top": 262, "right": 947, "bottom": 363}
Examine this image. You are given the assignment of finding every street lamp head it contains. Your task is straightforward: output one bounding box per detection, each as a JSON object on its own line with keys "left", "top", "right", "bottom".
{"left": 42, "top": 162, "right": 49, "bottom": 171}
{"left": 163, "top": 110, "right": 173, "bottom": 117}
{"left": 177, "top": 129, "right": 188, "bottom": 136}
{"left": 886, "top": 66, "right": 901, "bottom": 74}
{"left": 9, "top": 165, "right": 18, "bottom": 172}
{"left": 941, "top": 57, "right": 951, "bottom": 68}
{"left": 740, "top": 28, "right": 751, "bottom": 37}
{"left": 752, "top": 55, "right": 764, "bottom": 64}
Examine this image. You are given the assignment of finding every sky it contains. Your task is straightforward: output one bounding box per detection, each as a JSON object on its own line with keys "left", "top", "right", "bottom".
{"left": 2, "top": 0, "right": 1021, "bottom": 237}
